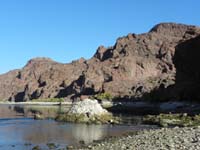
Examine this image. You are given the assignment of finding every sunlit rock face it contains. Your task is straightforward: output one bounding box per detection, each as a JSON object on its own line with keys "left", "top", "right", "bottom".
{"left": 0, "top": 23, "right": 200, "bottom": 102}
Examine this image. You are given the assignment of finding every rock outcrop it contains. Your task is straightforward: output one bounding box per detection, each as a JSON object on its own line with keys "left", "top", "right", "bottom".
{"left": 0, "top": 23, "right": 200, "bottom": 102}
{"left": 56, "top": 99, "right": 116, "bottom": 124}
{"left": 68, "top": 99, "right": 108, "bottom": 115}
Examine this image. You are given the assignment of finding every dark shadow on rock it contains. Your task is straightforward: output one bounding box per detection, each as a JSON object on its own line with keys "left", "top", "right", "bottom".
{"left": 56, "top": 76, "right": 84, "bottom": 98}
{"left": 56, "top": 74, "right": 97, "bottom": 99}
{"left": 142, "top": 35, "right": 200, "bottom": 101}
{"left": 14, "top": 91, "right": 25, "bottom": 102}
{"left": 173, "top": 35, "right": 200, "bottom": 100}
{"left": 144, "top": 35, "right": 200, "bottom": 101}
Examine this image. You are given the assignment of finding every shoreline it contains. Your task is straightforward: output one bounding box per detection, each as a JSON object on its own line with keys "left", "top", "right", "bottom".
{"left": 1, "top": 100, "right": 200, "bottom": 113}
{"left": 105, "top": 100, "right": 200, "bottom": 115}
{"left": 74, "top": 126, "right": 200, "bottom": 150}
{"left": 0, "top": 101, "right": 72, "bottom": 105}
{"left": 1, "top": 100, "right": 200, "bottom": 149}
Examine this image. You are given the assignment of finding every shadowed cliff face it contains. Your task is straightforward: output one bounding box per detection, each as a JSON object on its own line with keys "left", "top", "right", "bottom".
{"left": 133, "top": 35, "right": 200, "bottom": 102}
{"left": 0, "top": 23, "right": 200, "bottom": 102}
{"left": 173, "top": 35, "right": 200, "bottom": 100}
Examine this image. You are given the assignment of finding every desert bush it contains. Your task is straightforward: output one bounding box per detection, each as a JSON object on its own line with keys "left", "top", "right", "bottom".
{"left": 95, "top": 93, "right": 113, "bottom": 101}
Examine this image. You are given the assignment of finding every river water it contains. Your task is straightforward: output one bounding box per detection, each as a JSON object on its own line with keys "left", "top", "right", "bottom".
{"left": 0, "top": 104, "right": 155, "bottom": 150}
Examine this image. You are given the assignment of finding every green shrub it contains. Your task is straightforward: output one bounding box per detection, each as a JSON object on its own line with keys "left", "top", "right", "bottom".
{"left": 95, "top": 93, "right": 113, "bottom": 101}
{"left": 143, "top": 113, "right": 200, "bottom": 127}
{"left": 31, "top": 98, "right": 64, "bottom": 102}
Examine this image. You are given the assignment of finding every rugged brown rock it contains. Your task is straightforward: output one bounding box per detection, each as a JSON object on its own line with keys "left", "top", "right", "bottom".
{"left": 1, "top": 23, "right": 200, "bottom": 102}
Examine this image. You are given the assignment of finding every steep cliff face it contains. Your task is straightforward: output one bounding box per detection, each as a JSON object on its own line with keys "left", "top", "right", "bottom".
{"left": 1, "top": 23, "right": 200, "bottom": 102}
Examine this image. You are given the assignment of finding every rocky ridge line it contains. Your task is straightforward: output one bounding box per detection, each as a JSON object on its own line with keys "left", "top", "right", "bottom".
{"left": 0, "top": 22, "right": 200, "bottom": 102}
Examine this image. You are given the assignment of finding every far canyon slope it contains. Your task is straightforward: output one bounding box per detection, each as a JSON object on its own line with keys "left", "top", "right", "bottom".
{"left": 1, "top": 23, "right": 200, "bottom": 102}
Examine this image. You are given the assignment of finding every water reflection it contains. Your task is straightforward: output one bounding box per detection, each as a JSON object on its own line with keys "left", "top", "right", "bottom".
{"left": 0, "top": 118, "right": 142, "bottom": 150}
{"left": 0, "top": 105, "right": 25, "bottom": 118}
{"left": 71, "top": 124, "right": 106, "bottom": 144}
{"left": 21, "top": 120, "right": 72, "bottom": 144}
{"left": 0, "top": 104, "right": 154, "bottom": 150}
{"left": 0, "top": 104, "right": 70, "bottom": 119}
{"left": 22, "top": 121, "right": 108, "bottom": 145}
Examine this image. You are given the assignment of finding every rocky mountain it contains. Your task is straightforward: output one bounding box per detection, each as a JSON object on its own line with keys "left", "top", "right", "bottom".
{"left": 1, "top": 23, "right": 200, "bottom": 102}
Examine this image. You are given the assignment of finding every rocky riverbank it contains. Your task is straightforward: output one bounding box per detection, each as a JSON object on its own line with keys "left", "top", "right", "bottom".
{"left": 143, "top": 113, "right": 200, "bottom": 127}
{"left": 76, "top": 127, "right": 200, "bottom": 150}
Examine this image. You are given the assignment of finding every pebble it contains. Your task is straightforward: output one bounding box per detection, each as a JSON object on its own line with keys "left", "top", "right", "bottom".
{"left": 76, "top": 127, "right": 200, "bottom": 150}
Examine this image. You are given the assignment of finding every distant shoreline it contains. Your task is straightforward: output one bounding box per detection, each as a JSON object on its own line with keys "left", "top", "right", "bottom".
{"left": 0, "top": 101, "right": 72, "bottom": 105}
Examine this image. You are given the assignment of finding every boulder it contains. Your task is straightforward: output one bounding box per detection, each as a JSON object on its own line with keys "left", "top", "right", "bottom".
{"left": 56, "top": 99, "right": 117, "bottom": 124}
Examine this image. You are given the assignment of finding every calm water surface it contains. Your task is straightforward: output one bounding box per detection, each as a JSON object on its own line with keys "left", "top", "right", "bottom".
{"left": 0, "top": 104, "right": 154, "bottom": 150}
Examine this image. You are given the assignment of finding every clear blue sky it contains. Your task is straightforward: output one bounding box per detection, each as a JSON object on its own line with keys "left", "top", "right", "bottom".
{"left": 0, "top": 0, "right": 199, "bottom": 74}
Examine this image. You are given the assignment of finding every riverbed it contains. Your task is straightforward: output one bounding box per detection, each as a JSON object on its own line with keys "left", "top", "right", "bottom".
{"left": 0, "top": 104, "right": 155, "bottom": 150}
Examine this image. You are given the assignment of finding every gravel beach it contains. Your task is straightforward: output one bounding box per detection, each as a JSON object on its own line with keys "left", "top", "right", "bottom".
{"left": 77, "top": 127, "right": 200, "bottom": 150}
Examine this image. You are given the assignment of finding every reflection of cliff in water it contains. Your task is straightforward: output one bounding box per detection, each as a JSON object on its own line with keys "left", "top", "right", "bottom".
{"left": 0, "top": 105, "right": 100, "bottom": 145}
{"left": 71, "top": 124, "right": 106, "bottom": 144}
{"left": 0, "top": 105, "right": 26, "bottom": 118}
{"left": 21, "top": 121, "right": 72, "bottom": 144}
{"left": 0, "top": 104, "right": 156, "bottom": 149}
{"left": 22, "top": 122, "right": 107, "bottom": 145}
{"left": 0, "top": 105, "right": 70, "bottom": 119}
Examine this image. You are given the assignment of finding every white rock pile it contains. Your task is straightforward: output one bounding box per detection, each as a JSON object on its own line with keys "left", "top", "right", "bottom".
{"left": 68, "top": 99, "right": 109, "bottom": 116}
